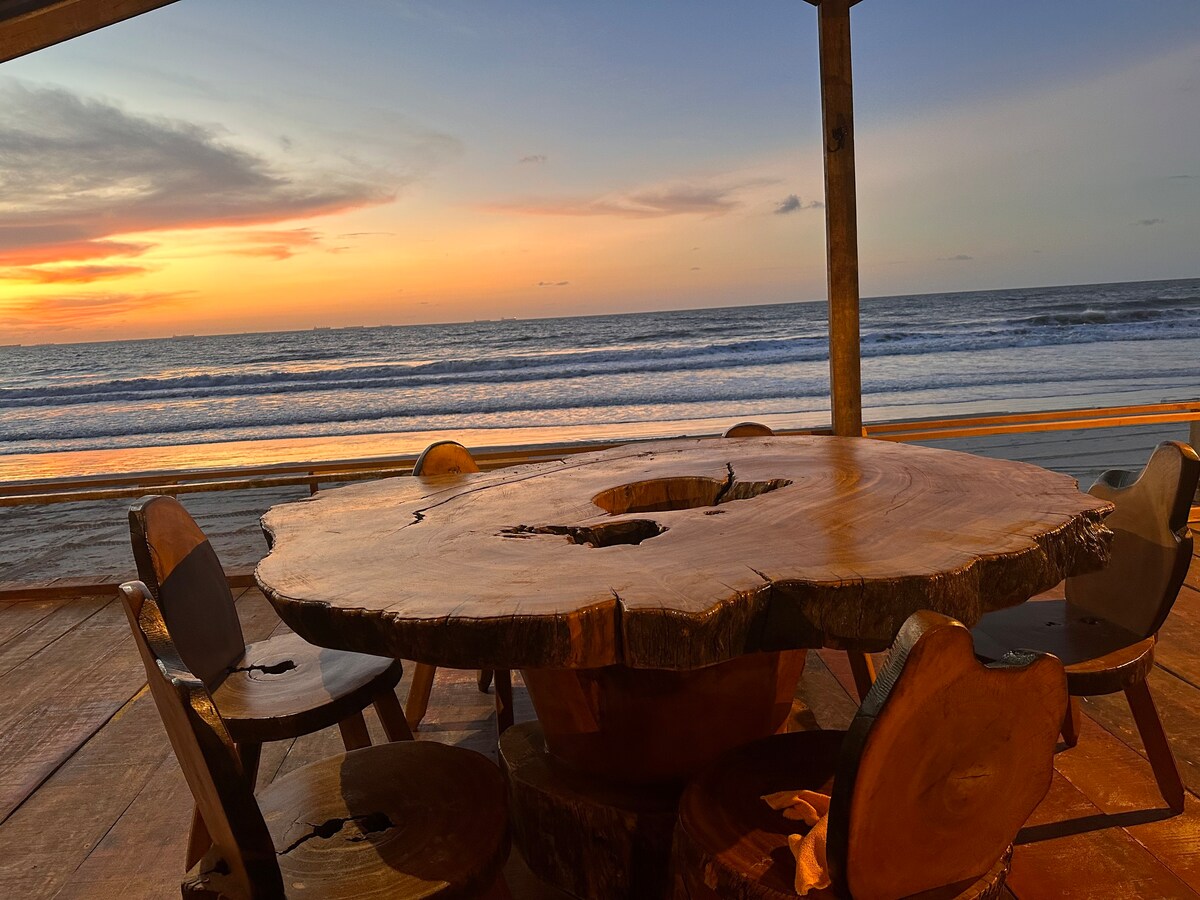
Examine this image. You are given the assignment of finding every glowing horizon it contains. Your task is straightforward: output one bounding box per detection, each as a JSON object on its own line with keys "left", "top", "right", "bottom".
{"left": 1, "top": 1, "right": 1198, "bottom": 343}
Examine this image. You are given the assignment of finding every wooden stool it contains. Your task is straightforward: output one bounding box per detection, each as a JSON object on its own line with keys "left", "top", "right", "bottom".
{"left": 672, "top": 611, "right": 1066, "bottom": 899}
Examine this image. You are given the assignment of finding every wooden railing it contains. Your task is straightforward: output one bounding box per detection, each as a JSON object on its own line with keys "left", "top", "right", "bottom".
{"left": 2, "top": 400, "right": 1196, "bottom": 509}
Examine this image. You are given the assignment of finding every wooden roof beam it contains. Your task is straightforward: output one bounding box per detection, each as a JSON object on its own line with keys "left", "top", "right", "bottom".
{"left": 0, "top": 0, "right": 179, "bottom": 64}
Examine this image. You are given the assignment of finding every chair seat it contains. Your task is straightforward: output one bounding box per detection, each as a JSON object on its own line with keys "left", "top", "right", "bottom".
{"left": 971, "top": 599, "right": 1155, "bottom": 695}
{"left": 214, "top": 632, "right": 403, "bottom": 743}
{"left": 189, "top": 741, "right": 509, "bottom": 899}
{"left": 675, "top": 730, "right": 1012, "bottom": 900}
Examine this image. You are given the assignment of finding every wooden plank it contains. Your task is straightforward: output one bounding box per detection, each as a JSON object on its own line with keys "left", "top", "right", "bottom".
{"left": 816, "top": 0, "right": 862, "bottom": 437}
{"left": 866, "top": 400, "right": 1200, "bottom": 435}
{"left": 0, "top": 0, "right": 180, "bottom": 63}
{"left": 0, "top": 687, "right": 174, "bottom": 899}
{"left": 1083, "top": 669, "right": 1200, "bottom": 798}
{"left": 0, "top": 598, "right": 146, "bottom": 821}
{"left": 0, "top": 567, "right": 256, "bottom": 602}
{"left": 1008, "top": 770, "right": 1198, "bottom": 898}
{"left": 0, "top": 595, "right": 108, "bottom": 680}
{"left": 0, "top": 597, "right": 63, "bottom": 644}
{"left": 873, "top": 411, "right": 1200, "bottom": 443}
{"left": 1056, "top": 714, "right": 1200, "bottom": 889}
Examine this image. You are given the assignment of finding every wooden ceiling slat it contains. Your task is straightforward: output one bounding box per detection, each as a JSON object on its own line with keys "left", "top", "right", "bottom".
{"left": 0, "top": 0, "right": 179, "bottom": 64}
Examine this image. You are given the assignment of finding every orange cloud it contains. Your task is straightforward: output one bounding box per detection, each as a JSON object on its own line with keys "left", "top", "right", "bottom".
{"left": 225, "top": 228, "right": 326, "bottom": 260}
{"left": 0, "top": 291, "right": 191, "bottom": 330}
{"left": 0, "top": 240, "right": 153, "bottom": 267}
{"left": 0, "top": 264, "right": 149, "bottom": 284}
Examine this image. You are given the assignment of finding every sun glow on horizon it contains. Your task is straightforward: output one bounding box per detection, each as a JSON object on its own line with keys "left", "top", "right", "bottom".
{"left": 0, "top": 1, "right": 1197, "bottom": 343}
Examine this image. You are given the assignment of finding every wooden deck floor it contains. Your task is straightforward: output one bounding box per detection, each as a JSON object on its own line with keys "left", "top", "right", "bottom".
{"left": 5, "top": 560, "right": 1200, "bottom": 898}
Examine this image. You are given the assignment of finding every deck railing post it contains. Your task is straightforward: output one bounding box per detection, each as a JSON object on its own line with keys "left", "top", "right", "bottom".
{"left": 815, "top": 0, "right": 864, "bottom": 438}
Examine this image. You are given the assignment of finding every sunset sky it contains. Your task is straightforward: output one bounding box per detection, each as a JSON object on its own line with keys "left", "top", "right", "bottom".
{"left": 1, "top": 0, "right": 1198, "bottom": 342}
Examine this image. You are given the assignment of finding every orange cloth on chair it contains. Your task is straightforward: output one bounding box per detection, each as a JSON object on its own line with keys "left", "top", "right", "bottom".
{"left": 761, "top": 790, "right": 833, "bottom": 895}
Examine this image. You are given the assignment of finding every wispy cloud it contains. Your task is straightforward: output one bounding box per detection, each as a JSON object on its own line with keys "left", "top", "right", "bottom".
{"left": 940, "top": 254, "right": 974, "bottom": 261}
{"left": 0, "top": 83, "right": 425, "bottom": 267}
{"left": 0, "top": 264, "right": 149, "bottom": 284}
{"left": 0, "top": 240, "right": 153, "bottom": 267}
{"left": 0, "top": 290, "right": 191, "bottom": 329}
{"left": 518, "top": 154, "right": 547, "bottom": 164}
{"left": 225, "top": 228, "right": 327, "bottom": 260}
{"left": 483, "top": 177, "right": 779, "bottom": 219}
{"left": 774, "top": 194, "right": 823, "bottom": 214}
{"left": 1167, "top": 174, "right": 1194, "bottom": 179}
{"left": 1135, "top": 218, "right": 1164, "bottom": 226}
{"left": 537, "top": 280, "right": 569, "bottom": 286}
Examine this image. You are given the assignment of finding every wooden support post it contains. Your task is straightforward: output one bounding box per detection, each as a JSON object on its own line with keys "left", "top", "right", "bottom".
{"left": 816, "top": 0, "right": 863, "bottom": 437}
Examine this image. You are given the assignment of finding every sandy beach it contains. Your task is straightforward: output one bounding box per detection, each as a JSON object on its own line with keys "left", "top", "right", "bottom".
{"left": 1, "top": 420, "right": 1188, "bottom": 587}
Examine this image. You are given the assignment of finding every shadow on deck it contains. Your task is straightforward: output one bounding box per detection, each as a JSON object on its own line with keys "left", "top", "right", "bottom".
{"left": 5, "top": 555, "right": 1200, "bottom": 897}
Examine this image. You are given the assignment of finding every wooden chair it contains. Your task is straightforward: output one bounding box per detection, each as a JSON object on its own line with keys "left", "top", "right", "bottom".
{"left": 129, "top": 495, "right": 413, "bottom": 869}
{"left": 723, "top": 421, "right": 776, "bottom": 438}
{"left": 117, "top": 581, "right": 511, "bottom": 899}
{"left": 404, "top": 440, "right": 515, "bottom": 735}
{"left": 672, "top": 610, "right": 1066, "bottom": 899}
{"left": 972, "top": 440, "right": 1200, "bottom": 812}
{"left": 722, "top": 422, "right": 878, "bottom": 699}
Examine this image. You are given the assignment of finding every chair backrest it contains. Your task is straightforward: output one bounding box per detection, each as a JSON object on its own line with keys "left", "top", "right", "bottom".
{"left": 722, "top": 422, "right": 775, "bottom": 438}
{"left": 1066, "top": 441, "right": 1200, "bottom": 639}
{"left": 118, "top": 582, "right": 283, "bottom": 899}
{"left": 129, "top": 495, "right": 245, "bottom": 688}
{"left": 413, "top": 440, "right": 481, "bottom": 475}
{"left": 827, "top": 611, "right": 1065, "bottom": 900}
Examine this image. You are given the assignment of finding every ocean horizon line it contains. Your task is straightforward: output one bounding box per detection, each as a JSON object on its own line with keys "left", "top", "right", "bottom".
{"left": 3, "top": 274, "right": 1197, "bottom": 350}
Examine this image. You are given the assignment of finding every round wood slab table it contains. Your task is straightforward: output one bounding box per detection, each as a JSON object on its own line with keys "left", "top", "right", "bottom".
{"left": 256, "top": 436, "right": 1111, "bottom": 898}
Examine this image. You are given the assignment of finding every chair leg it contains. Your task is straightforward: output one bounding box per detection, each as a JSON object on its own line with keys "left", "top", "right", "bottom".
{"left": 1061, "top": 697, "right": 1081, "bottom": 748}
{"left": 184, "top": 805, "right": 211, "bottom": 869}
{"left": 405, "top": 663, "right": 437, "bottom": 731}
{"left": 237, "top": 741, "right": 263, "bottom": 788}
{"left": 338, "top": 711, "right": 373, "bottom": 751}
{"left": 373, "top": 689, "right": 415, "bottom": 741}
{"left": 847, "top": 651, "right": 876, "bottom": 701}
{"left": 494, "top": 669, "right": 514, "bottom": 735}
{"left": 1125, "top": 678, "right": 1186, "bottom": 812}
{"left": 478, "top": 668, "right": 495, "bottom": 693}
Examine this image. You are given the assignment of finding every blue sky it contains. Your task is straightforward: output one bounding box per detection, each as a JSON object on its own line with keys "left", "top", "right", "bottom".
{"left": 1, "top": 0, "right": 1197, "bottom": 339}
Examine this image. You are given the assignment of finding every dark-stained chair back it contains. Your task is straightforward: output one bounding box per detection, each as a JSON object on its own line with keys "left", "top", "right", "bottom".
{"left": 413, "top": 440, "right": 482, "bottom": 476}
{"left": 118, "top": 582, "right": 283, "bottom": 899}
{"left": 828, "top": 611, "right": 1065, "bottom": 898}
{"left": 1066, "top": 440, "right": 1200, "bottom": 638}
{"left": 722, "top": 422, "right": 775, "bottom": 438}
{"left": 129, "top": 496, "right": 245, "bottom": 688}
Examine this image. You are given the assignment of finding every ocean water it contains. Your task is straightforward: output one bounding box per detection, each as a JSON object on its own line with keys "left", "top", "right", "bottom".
{"left": 2, "top": 277, "right": 1198, "bottom": 478}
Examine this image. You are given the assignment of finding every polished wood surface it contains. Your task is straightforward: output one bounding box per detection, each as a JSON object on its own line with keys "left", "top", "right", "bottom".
{"left": 259, "top": 437, "right": 1110, "bottom": 669}
{"left": 974, "top": 441, "right": 1200, "bottom": 813}
{"left": 673, "top": 612, "right": 1065, "bottom": 900}
{"left": 118, "top": 583, "right": 510, "bottom": 899}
